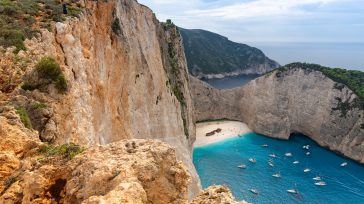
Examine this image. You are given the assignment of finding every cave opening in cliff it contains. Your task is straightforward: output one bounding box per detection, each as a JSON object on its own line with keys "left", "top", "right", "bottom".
{"left": 47, "top": 179, "right": 67, "bottom": 202}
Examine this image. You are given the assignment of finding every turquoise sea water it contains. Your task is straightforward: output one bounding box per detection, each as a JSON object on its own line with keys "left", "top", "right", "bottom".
{"left": 193, "top": 132, "right": 364, "bottom": 204}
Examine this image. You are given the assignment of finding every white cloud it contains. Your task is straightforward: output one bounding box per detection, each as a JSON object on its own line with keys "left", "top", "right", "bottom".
{"left": 138, "top": 0, "right": 364, "bottom": 43}
{"left": 189, "top": 0, "right": 339, "bottom": 19}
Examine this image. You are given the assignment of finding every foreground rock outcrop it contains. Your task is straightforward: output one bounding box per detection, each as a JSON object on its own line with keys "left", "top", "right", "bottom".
{"left": 191, "top": 66, "right": 364, "bottom": 163}
{"left": 0, "top": 115, "right": 244, "bottom": 203}
{"left": 191, "top": 185, "right": 249, "bottom": 204}
{"left": 1, "top": 138, "right": 190, "bottom": 203}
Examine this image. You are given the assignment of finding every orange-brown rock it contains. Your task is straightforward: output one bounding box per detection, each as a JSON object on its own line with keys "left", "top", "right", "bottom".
{"left": 191, "top": 185, "right": 250, "bottom": 204}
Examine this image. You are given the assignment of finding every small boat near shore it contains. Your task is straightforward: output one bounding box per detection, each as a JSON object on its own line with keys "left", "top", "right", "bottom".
{"left": 285, "top": 152, "right": 293, "bottom": 157}
{"left": 238, "top": 164, "right": 246, "bottom": 169}
{"left": 315, "top": 181, "right": 327, "bottom": 186}
{"left": 303, "top": 145, "right": 310, "bottom": 150}
{"left": 293, "top": 161, "right": 300, "bottom": 164}
{"left": 269, "top": 154, "right": 278, "bottom": 158}
{"left": 249, "top": 158, "right": 256, "bottom": 163}
{"left": 341, "top": 162, "right": 348, "bottom": 167}
{"left": 261, "top": 144, "right": 269, "bottom": 147}
{"left": 272, "top": 173, "right": 281, "bottom": 178}
{"left": 268, "top": 161, "right": 274, "bottom": 167}
{"left": 304, "top": 168, "right": 311, "bottom": 173}
{"left": 313, "top": 176, "right": 321, "bottom": 181}
{"left": 250, "top": 188, "right": 259, "bottom": 194}
{"left": 287, "top": 189, "right": 298, "bottom": 194}
{"left": 306, "top": 152, "right": 310, "bottom": 156}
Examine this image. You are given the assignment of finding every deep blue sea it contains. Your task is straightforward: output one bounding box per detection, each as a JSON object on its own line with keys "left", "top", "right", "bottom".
{"left": 250, "top": 42, "right": 364, "bottom": 72}
{"left": 193, "top": 132, "right": 364, "bottom": 204}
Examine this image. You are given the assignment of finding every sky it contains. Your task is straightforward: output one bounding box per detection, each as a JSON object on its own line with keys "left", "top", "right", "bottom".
{"left": 138, "top": 0, "right": 364, "bottom": 43}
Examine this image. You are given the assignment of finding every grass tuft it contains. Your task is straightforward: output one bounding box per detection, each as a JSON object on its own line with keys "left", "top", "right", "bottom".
{"left": 16, "top": 107, "right": 32, "bottom": 129}
{"left": 39, "top": 143, "right": 84, "bottom": 160}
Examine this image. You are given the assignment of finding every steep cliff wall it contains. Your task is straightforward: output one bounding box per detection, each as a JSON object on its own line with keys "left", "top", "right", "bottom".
{"left": 0, "top": 0, "right": 199, "bottom": 197}
{"left": 191, "top": 67, "right": 364, "bottom": 163}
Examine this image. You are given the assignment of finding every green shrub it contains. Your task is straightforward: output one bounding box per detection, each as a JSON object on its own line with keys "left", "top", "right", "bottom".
{"left": 0, "top": 29, "right": 26, "bottom": 53}
{"left": 172, "top": 85, "right": 185, "bottom": 106}
{"left": 21, "top": 83, "right": 35, "bottom": 91}
{"left": 0, "top": 0, "right": 83, "bottom": 51}
{"left": 111, "top": 18, "right": 121, "bottom": 34}
{"left": 29, "top": 56, "right": 68, "bottom": 92}
{"left": 31, "top": 102, "right": 47, "bottom": 110}
{"left": 40, "top": 143, "right": 84, "bottom": 160}
{"left": 55, "top": 74, "right": 67, "bottom": 92}
{"left": 36, "top": 57, "right": 61, "bottom": 80}
{"left": 16, "top": 107, "right": 32, "bottom": 129}
{"left": 163, "top": 19, "right": 175, "bottom": 30}
{"left": 68, "top": 6, "right": 82, "bottom": 18}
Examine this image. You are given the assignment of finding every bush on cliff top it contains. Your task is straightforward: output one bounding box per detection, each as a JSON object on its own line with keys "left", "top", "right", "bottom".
{"left": 0, "top": 0, "right": 82, "bottom": 52}
{"left": 22, "top": 56, "right": 68, "bottom": 92}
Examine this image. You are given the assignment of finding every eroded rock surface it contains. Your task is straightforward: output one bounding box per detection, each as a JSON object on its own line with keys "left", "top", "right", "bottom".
{"left": 191, "top": 185, "right": 250, "bottom": 204}
{"left": 1, "top": 139, "right": 190, "bottom": 204}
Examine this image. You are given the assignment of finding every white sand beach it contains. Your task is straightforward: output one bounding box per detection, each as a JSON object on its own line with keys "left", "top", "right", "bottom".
{"left": 194, "top": 120, "right": 252, "bottom": 147}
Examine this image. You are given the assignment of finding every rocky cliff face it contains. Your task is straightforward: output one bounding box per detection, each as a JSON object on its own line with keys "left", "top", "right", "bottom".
{"left": 1, "top": 0, "right": 199, "bottom": 197}
{"left": 191, "top": 67, "right": 364, "bottom": 163}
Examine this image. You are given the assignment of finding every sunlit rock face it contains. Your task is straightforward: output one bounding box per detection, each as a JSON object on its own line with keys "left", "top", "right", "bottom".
{"left": 1, "top": 0, "right": 199, "bottom": 197}
{"left": 190, "top": 68, "right": 364, "bottom": 163}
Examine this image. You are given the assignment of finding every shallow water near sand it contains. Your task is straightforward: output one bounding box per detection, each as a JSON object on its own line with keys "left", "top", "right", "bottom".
{"left": 193, "top": 132, "right": 364, "bottom": 204}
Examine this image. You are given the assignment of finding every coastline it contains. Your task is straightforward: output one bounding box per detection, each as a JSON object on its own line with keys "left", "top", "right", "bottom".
{"left": 194, "top": 120, "right": 252, "bottom": 147}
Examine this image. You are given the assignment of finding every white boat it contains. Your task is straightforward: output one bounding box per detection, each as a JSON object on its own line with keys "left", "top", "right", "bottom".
{"left": 269, "top": 154, "right": 277, "bottom": 158}
{"left": 287, "top": 189, "right": 298, "bottom": 194}
{"left": 249, "top": 158, "right": 256, "bottom": 163}
{"left": 285, "top": 152, "right": 293, "bottom": 157}
{"left": 272, "top": 173, "right": 281, "bottom": 178}
{"left": 313, "top": 176, "right": 321, "bottom": 181}
{"left": 293, "top": 161, "right": 300, "bottom": 164}
{"left": 238, "top": 164, "right": 246, "bottom": 169}
{"left": 304, "top": 168, "right": 311, "bottom": 173}
{"left": 261, "top": 144, "right": 269, "bottom": 147}
{"left": 250, "top": 188, "right": 259, "bottom": 194}
{"left": 303, "top": 145, "right": 310, "bottom": 150}
{"left": 341, "top": 162, "right": 348, "bottom": 167}
{"left": 268, "top": 162, "right": 274, "bottom": 167}
{"left": 315, "top": 181, "right": 327, "bottom": 186}
{"left": 306, "top": 152, "right": 311, "bottom": 156}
